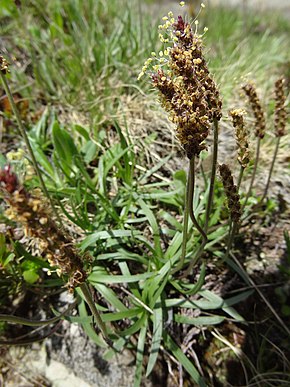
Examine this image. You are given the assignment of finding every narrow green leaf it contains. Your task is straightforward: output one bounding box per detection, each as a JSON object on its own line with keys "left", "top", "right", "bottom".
{"left": 103, "top": 337, "right": 127, "bottom": 361}
{"left": 160, "top": 210, "right": 183, "bottom": 231}
{"left": 77, "top": 297, "right": 107, "bottom": 348}
{"left": 146, "top": 299, "right": 163, "bottom": 377}
{"left": 164, "top": 232, "right": 182, "bottom": 259}
{"left": 81, "top": 229, "right": 140, "bottom": 250}
{"left": 102, "top": 308, "right": 142, "bottom": 322}
{"left": 92, "top": 283, "right": 128, "bottom": 312}
{"left": 134, "top": 319, "right": 148, "bottom": 387}
{"left": 138, "top": 155, "right": 171, "bottom": 184}
{"left": 163, "top": 331, "right": 206, "bottom": 387}
{"left": 170, "top": 263, "right": 206, "bottom": 295}
{"left": 29, "top": 136, "right": 56, "bottom": 178}
{"left": 118, "top": 261, "right": 142, "bottom": 299}
{"left": 52, "top": 122, "right": 79, "bottom": 176}
{"left": 134, "top": 195, "right": 163, "bottom": 259}
{"left": 3, "top": 253, "right": 15, "bottom": 267}
{"left": 118, "top": 312, "right": 147, "bottom": 337}
{"left": 174, "top": 314, "right": 225, "bottom": 326}
{"left": 89, "top": 272, "right": 153, "bottom": 284}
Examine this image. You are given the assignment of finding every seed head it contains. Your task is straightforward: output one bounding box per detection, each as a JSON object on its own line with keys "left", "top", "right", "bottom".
{"left": 274, "top": 77, "right": 287, "bottom": 137}
{"left": 242, "top": 82, "right": 266, "bottom": 139}
{"left": 219, "top": 164, "right": 242, "bottom": 223}
{"left": 229, "top": 109, "right": 250, "bottom": 168}
{"left": 140, "top": 13, "right": 222, "bottom": 158}
{"left": 0, "top": 166, "right": 87, "bottom": 291}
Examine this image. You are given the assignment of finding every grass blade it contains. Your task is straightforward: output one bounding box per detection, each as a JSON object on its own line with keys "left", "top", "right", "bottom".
{"left": 134, "top": 318, "right": 148, "bottom": 387}
{"left": 146, "top": 298, "right": 163, "bottom": 377}
{"left": 163, "top": 331, "right": 206, "bottom": 387}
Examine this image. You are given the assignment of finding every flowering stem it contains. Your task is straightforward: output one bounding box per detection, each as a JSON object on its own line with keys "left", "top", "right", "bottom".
{"left": 180, "top": 120, "right": 219, "bottom": 277}
{"left": 172, "top": 162, "right": 191, "bottom": 274}
{"left": 0, "top": 72, "right": 63, "bottom": 227}
{"left": 80, "top": 282, "right": 109, "bottom": 341}
{"left": 237, "top": 166, "right": 244, "bottom": 192}
{"left": 204, "top": 117, "right": 219, "bottom": 232}
{"left": 224, "top": 221, "right": 237, "bottom": 260}
{"left": 261, "top": 136, "right": 280, "bottom": 202}
{"left": 0, "top": 301, "right": 77, "bottom": 326}
{"left": 188, "top": 157, "right": 207, "bottom": 241}
{"left": 200, "top": 161, "right": 208, "bottom": 189}
{"left": 180, "top": 157, "right": 208, "bottom": 276}
{"left": 173, "top": 156, "right": 208, "bottom": 275}
{"left": 243, "top": 136, "right": 260, "bottom": 210}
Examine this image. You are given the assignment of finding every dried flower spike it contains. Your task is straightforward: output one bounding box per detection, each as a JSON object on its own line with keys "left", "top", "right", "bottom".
{"left": 219, "top": 164, "right": 242, "bottom": 222}
{"left": 242, "top": 83, "right": 266, "bottom": 139}
{"left": 229, "top": 109, "right": 250, "bottom": 168}
{"left": 0, "top": 55, "right": 10, "bottom": 74}
{"left": 141, "top": 13, "right": 222, "bottom": 159}
{"left": 274, "top": 77, "right": 287, "bottom": 137}
{"left": 0, "top": 166, "right": 87, "bottom": 291}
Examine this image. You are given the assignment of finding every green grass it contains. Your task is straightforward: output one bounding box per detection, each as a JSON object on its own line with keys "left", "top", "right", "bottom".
{"left": 160, "top": 6, "right": 288, "bottom": 107}
{"left": 191, "top": 6, "right": 289, "bottom": 109}
{"left": 1, "top": 0, "right": 158, "bottom": 126}
{"left": 2, "top": 2, "right": 289, "bottom": 124}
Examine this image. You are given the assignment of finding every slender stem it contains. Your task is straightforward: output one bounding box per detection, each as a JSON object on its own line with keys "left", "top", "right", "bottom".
{"left": 200, "top": 159, "right": 208, "bottom": 189}
{"left": 0, "top": 320, "right": 63, "bottom": 346}
{"left": 204, "top": 118, "right": 219, "bottom": 232}
{"left": 224, "top": 221, "right": 236, "bottom": 261}
{"left": 237, "top": 166, "right": 244, "bottom": 192}
{"left": 171, "top": 159, "right": 191, "bottom": 274}
{"left": 0, "top": 72, "right": 63, "bottom": 226}
{"left": 0, "top": 302, "right": 76, "bottom": 326}
{"left": 182, "top": 237, "right": 207, "bottom": 278}
{"left": 80, "top": 282, "right": 108, "bottom": 340}
{"left": 177, "top": 119, "right": 218, "bottom": 276}
{"left": 242, "top": 137, "right": 260, "bottom": 210}
{"left": 188, "top": 157, "right": 207, "bottom": 242}
{"left": 180, "top": 158, "right": 208, "bottom": 276}
{"left": 261, "top": 136, "right": 280, "bottom": 203}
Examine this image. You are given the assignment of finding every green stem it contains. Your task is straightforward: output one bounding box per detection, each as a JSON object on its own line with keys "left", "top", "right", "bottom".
{"left": 0, "top": 302, "right": 76, "bottom": 327}
{"left": 181, "top": 157, "right": 208, "bottom": 276}
{"left": 80, "top": 282, "right": 108, "bottom": 341}
{"left": 188, "top": 157, "right": 207, "bottom": 242}
{"left": 243, "top": 137, "right": 260, "bottom": 210}
{"left": 0, "top": 72, "right": 63, "bottom": 227}
{"left": 261, "top": 136, "right": 280, "bottom": 203}
{"left": 0, "top": 321, "right": 63, "bottom": 346}
{"left": 200, "top": 159, "right": 208, "bottom": 189}
{"left": 171, "top": 159, "right": 191, "bottom": 274}
{"left": 204, "top": 118, "right": 219, "bottom": 232}
{"left": 224, "top": 221, "right": 237, "bottom": 261}
{"left": 182, "top": 237, "right": 207, "bottom": 277}
{"left": 173, "top": 156, "right": 209, "bottom": 276}
{"left": 237, "top": 166, "right": 244, "bottom": 192}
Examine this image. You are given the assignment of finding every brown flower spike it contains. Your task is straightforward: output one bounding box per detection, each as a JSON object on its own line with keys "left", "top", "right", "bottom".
{"left": 229, "top": 109, "right": 250, "bottom": 169}
{"left": 140, "top": 12, "right": 222, "bottom": 159}
{"left": 242, "top": 83, "right": 266, "bottom": 139}
{"left": 219, "top": 164, "right": 242, "bottom": 222}
{"left": 274, "top": 77, "right": 287, "bottom": 138}
{"left": 0, "top": 165, "right": 87, "bottom": 291}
